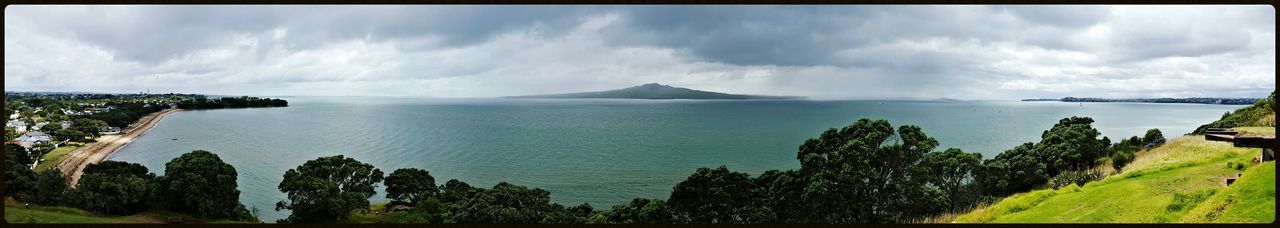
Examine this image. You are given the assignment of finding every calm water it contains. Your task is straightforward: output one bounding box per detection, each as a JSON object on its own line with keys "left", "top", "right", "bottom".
{"left": 108, "top": 97, "right": 1241, "bottom": 221}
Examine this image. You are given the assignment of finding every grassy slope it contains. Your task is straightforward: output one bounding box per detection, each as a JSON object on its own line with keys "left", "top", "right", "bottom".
{"left": 1193, "top": 92, "right": 1275, "bottom": 134}
{"left": 955, "top": 135, "right": 1272, "bottom": 223}
{"left": 4, "top": 198, "right": 255, "bottom": 224}
{"left": 1181, "top": 161, "right": 1275, "bottom": 223}
{"left": 3, "top": 199, "right": 150, "bottom": 224}
{"left": 33, "top": 144, "right": 79, "bottom": 172}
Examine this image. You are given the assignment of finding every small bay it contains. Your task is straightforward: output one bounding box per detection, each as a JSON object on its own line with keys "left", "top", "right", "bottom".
{"left": 107, "top": 97, "right": 1243, "bottom": 222}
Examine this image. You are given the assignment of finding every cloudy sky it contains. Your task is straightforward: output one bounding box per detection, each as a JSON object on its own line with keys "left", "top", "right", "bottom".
{"left": 4, "top": 5, "right": 1275, "bottom": 99}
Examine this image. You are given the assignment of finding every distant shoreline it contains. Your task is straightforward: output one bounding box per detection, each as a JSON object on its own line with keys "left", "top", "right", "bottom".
{"left": 1021, "top": 97, "right": 1260, "bottom": 105}
{"left": 59, "top": 108, "right": 181, "bottom": 187}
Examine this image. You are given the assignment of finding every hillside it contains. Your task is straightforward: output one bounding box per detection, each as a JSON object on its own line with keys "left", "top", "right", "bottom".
{"left": 954, "top": 131, "right": 1274, "bottom": 223}
{"left": 1192, "top": 92, "right": 1275, "bottom": 134}
{"left": 4, "top": 198, "right": 255, "bottom": 224}
{"left": 506, "top": 83, "right": 803, "bottom": 99}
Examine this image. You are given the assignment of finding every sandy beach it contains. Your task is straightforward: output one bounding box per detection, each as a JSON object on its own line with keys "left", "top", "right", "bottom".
{"left": 59, "top": 108, "right": 180, "bottom": 187}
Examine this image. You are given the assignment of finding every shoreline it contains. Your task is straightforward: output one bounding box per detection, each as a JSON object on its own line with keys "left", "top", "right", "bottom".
{"left": 59, "top": 108, "right": 181, "bottom": 187}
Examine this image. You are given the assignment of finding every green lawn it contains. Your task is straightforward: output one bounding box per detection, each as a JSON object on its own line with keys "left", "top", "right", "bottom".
{"left": 1181, "top": 161, "right": 1275, "bottom": 223}
{"left": 955, "top": 136, "right": 1273, "bottom": 223}
{"left": 4, "top": 198, "right": 257, "bottom": 224}
{"left": 33, "top": 144, "right": 80, "bottom": 172}
{"left": 1232, "top": 127, "right": 1276, "bottom": 137}
{"left": 4, "top": 206, "right": 148, "bottom": 223}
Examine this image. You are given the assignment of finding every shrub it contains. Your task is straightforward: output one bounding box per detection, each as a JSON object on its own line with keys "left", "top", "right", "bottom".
{"left": 1047, "top": 168, "right": 1104, "bottom": 190}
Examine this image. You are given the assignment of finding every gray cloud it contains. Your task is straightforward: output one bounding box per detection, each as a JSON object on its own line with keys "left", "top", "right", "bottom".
{"left": 4, "top": 5, "right": 1275, "bottom": 99}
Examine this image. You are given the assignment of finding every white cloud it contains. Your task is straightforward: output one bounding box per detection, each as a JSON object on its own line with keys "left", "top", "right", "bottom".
{"left": 4, "top": 5, "right": 1274, "bottom": 99}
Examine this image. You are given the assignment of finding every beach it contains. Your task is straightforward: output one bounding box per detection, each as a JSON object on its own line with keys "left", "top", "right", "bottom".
{"left": 58, "top": 108, "right": 180, "bottom": 186}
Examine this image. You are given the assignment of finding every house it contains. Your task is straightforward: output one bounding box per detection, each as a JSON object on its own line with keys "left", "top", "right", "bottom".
{"left": 101, "top": 127, "right": 122, "bottom": 135}
{"left": 6, "top": 120, "right": 28, "bottom": 133}
{"left": 16, "top": 131, "right": 51, "bottom": 149}
{"left": 60, "top": 121, "right": 73, "bottom": 129}
{"left": 33, "top": 122, "right": 49, "bottom": 131}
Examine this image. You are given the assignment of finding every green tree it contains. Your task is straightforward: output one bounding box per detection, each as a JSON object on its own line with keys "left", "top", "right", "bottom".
{"left": 751, "top": 169, "right": 804, "bottom": 223}
{"left": 275, "top": 155, "right": 384, "bottom": 223}
{"left": 66, "top": 161, "right": 159, "bottom": 215}
{"left": 70, "top": 118, "right": 109, "bottom": 137}
{"left": 53, "top": 128, "right": 88, "bottom": 143}
{"left": 5, "top": 149, "right": 37, "bottom": 199}
{"left": 1143, "top": 128, "right": 1165, "bottom": 147}
{"left": 439, "top": 179, "right": 480, "bottom": 204}
{"left": 795, "top": 119, "right": 941, "bottom": 223}
{"left": 17, "top": 168, "right": 68, "bottom": 205}
{"left": 666, "top": 166, "right": 757, "bottom": 223}
{"left": 164, "top": 150, "right": 249, "bottom": 219}
{"left": 6, "top": 143, "right": 32, "bottom": 165}
{"left": 66, "top": 173, "right": 152, "bottom": 215}
{"left": 605, "top": 198, "right": 674, "bottom": 224}
{"left": 384, "top": 168, "right": 438, "bottom": 204}
{"left": 1034, "top": 116, "right": 1108, "bottom": 172}
{"left": 922, "top": 148, "right": 983, "bottom": 212}
{"left": 5, "top": 126, "right": 19, "bottom": 142}
{"left": 976, "top": 143, "right": 1049, "bottom": 196}
{"left": 452, "top": 182, "right": 555, "bottom": 223}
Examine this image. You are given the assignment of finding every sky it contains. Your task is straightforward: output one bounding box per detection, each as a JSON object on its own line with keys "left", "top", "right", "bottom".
{"left": 4, "top": 5, "right": 1276, "bottom": 99}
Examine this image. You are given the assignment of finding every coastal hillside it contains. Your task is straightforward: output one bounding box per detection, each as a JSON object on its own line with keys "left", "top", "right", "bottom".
{"left": 955, "top": 92, "right": 1277, "bottom": 223}
{"left": 506, "top": 83, "right": 802, "bottom": 99}
{"left": 1193, "top": 91, "right": 1276, "bottom": 134}
{"left": 954, "top": 133, "right": 1273, "bottom": 223}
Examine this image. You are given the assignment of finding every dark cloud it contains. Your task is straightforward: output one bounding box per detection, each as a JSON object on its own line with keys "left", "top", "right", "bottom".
{"left": 4, "top": 5, "right": 1274, "bottom": 99}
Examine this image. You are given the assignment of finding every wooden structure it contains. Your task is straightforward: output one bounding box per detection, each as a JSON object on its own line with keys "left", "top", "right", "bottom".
{"left": 1204, "top": 128, "right": 1275, "bottom": 162}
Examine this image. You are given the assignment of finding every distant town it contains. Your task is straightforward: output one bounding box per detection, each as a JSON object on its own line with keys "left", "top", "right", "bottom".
{"left": 4, "top": 92, "right": 287, "bottom": 171}
{"left": 1022, "top": 97, "right": 1263, "bottom": 105}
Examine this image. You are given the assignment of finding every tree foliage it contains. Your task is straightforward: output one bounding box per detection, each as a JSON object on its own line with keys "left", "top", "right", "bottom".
{"left": 1143, "top": 128, "right": 1165, "bottom": 147}
{"left": 275, "top": 155, "right": 384, "bottom": 223}
{"left": 795, "top": 119, "right": 942, "bottom": 223}
{"left": 384, "top": 168, "right": 438, "bottom": 204}
{"left": 666, "top": 166, "right": 760, "bottom": 223}
{"left": 922, "top": 148, "right": 983, "bottom": 212}
{"left": 177, "top": 96, "right": 288, "bottom": 109}
{"left": 605, "top": 198, "right": 674, "bottom": 224}
{"left": 66, "top": 161, "right": 159, "bottom": 215}
{"left": 70, "top": 118, "right": 109, "bottom": 138}
{"left": 164, "top": 150, "right": 249, "bottom": 219}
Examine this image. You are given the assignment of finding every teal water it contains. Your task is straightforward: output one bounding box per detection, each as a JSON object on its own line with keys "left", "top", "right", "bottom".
{"left": 107, "top": 97, "right": 1242, "bottom": 222}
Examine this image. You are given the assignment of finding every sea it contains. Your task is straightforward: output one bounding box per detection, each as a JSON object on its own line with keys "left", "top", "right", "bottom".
{"left": 106, "top": 97, "right": 1244, "bottom": 222}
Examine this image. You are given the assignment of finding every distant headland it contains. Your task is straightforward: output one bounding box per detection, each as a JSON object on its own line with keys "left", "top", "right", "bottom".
{"left": 506, "top": 83, "right": 804, "bottom": 100}
{"left": 1022, "top": 97, "right": 1262, "bottom": 105}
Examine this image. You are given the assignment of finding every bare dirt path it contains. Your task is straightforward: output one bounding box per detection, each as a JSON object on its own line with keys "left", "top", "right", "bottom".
{"left": 59, "top": 108, "right": 180, "bottom": 187}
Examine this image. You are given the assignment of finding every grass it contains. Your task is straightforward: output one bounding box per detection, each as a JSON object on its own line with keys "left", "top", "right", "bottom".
{"left": 1180, "top": 161, "right": 1275, "bottom": 223}
{"left": 33, "top": 144, "right": 80, "bottom": 172}
{"left": 954, "top": 136, "right": 1272, "bottom": 223}
{"left": 1232, "top": 127, "right": 1275, "bottom": 137}
{"left": 344, "top": 201, "right": 390, "bottom": 223}
{"left": 4, "top": 198, "right": 257, "bottom": 224}
{"left": 4, "top": 206, "right": 146, "bottom": 223}
{"left": 4, "top": 199, "right": 151, "bottom": 224}
{"left": 1118, "top": 136, "right": 1252, "bottom": 175}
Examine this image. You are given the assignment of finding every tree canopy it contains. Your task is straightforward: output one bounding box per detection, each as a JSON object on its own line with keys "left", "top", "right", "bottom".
{"left": 384, "top": 168, "right": 438, "bottom": 204}
{"left": 164, "top": 150, "right": 249, "bottom": 219}
{"left": 275, "top": 155, "right": 384, "bottom": 223}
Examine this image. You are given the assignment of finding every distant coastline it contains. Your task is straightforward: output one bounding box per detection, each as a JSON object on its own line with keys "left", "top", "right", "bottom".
{"left": 1022, "top": 97, "right": 1261, "bottom": 105}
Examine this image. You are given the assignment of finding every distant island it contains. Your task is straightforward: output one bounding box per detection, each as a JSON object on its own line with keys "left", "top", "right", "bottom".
{"left": 1022, "top": 97, "right": 1261, "bottom": 105}
{"left": 507, "top": 83, "right": 804, "bottom": 99}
